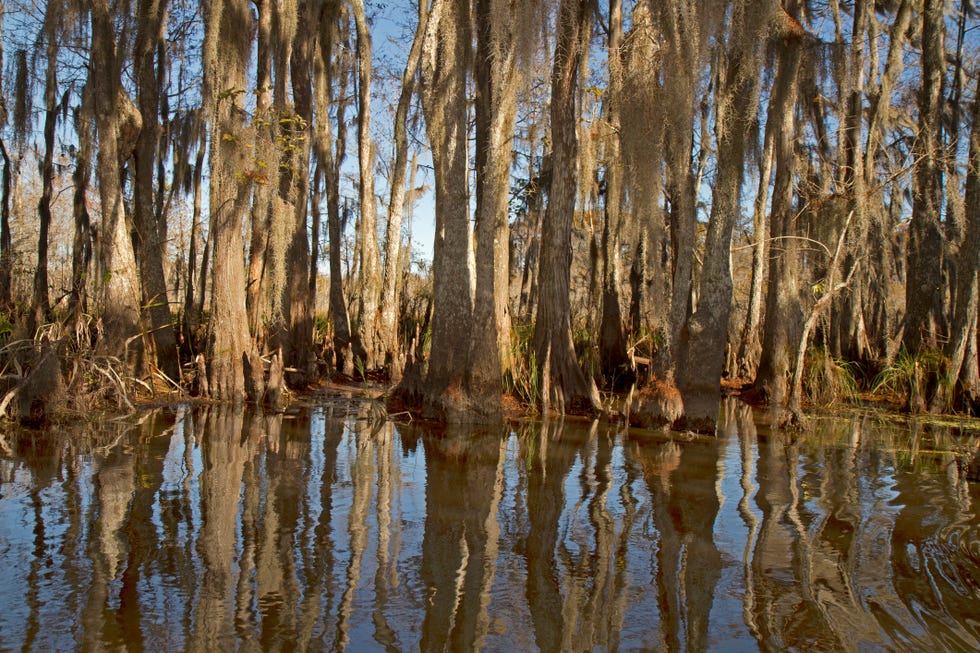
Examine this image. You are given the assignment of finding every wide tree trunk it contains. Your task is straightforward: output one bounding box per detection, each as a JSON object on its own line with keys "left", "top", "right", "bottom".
{"left": 755, "top": 3, "right": 805, "bottom": 409}
{"left": 597, "top": 0, "right": 629, "bottom": 386}
{"left": 281, "top": 0, "right": 315, "bottom": 383}
{"left": 533, "top": 0, "right": 600, "bottom": 413}
{"left": 133, "top": 0, "right": 180, "bottom": 382}
{"left": 675, "top": 1, "right": 766, "bottom": 432}
{"left": 904, "top": 0, "right": 946, "bottom": 353}
{"left": 416, "top": 0, "right": 475, "bottom": 417}
{"left": 90, "top": 0, "right": 144, "bottom": 363}
{"left": 202, "top": 0, "right": 258, "bottom": 401}
{"left": 468, "top": 0, "right": 526, "bottom": 416}
{"left": 946, "top": 78, "right": 980, "bottom": 411}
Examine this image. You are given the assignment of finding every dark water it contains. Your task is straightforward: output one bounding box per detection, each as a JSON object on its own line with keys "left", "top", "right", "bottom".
{"left": 1, "top": 400, "right": 979, "bottom": 652}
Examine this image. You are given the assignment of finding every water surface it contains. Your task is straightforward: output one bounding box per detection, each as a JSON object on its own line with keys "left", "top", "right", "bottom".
{"left": 1, "top": 400, "right": 978, "bottom": 651}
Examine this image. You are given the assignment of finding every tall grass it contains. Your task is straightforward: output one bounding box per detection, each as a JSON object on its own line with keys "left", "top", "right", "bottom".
{"left": 802, "top": 346, "right": 861, "bottom": 406}
{"left": 505, "top": 323, "right": 540, "bottom": 407}
{"left": 873, "top": 348, "right": 953, "bottom": 413}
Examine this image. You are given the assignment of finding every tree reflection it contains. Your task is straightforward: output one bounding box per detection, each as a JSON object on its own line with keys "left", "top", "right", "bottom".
{"left": 189, "top": 407, "right": 250, "bottom": 651}
{"left": 628, "top": 427, "right": 723, "bottom": 651}
{"left": 521, "top": 419, "right": 581, "bottom": 653}
{"left": 3, "top": 402, "right": 980, "bottom": 651}
{"left": 418, "top": 423, "right": 507, "bottom": 652}
{"left": 296, "top": 405, "right": 345, "bottom": 647}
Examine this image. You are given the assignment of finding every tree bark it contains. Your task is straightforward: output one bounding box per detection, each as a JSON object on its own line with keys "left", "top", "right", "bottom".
{"left": 946, "top": 77, "right": 980, "bottom": 410}
{"left": 0, "top": 136, "right": 12, "bottom": 310}
{"left": 619, "top": 3, "right": 664, "bottom": 374}
{"left": 904, "top": 0, "right": 946, "bottom": 353}
{"left": 736, "top": 135, "right": 772, "bottom": 379}
{"left": 69, "top": 88, "right": 94, "bottom": 320}
{"left": 755, "top": 1, "right": 805, "bottom": 409}
{"left": 533, "top": 0, "right": 600, "bottom": 413}
{"left": 245, "top": 0, "right": 274, "bottom": 346}
{"left": 281, "top": 0, "right": 315, "bottom": 382}
{"left": 416, "top": 0, "right": 475, "bottom": 416}
{"left": 202, "top": 0, "right": 258, "bottom": 401}
{"left": 468, "top": 0, "right": 526, "bottom": 415}
{"left": 183, "top": 132, "right": 206, "bottom": 353}
{"left": 597, "top": 0, "right": 629, "bottom": 386}
{"left": 90, "top": 0, "right": 144, "bottom": 363}
{"left": 861, "top": 0, "right": 911, "bottom": 361}
{"left": 133, "top": 0, "right": 180, "bottom": 382}
{"left": 654, "top": 2, "right": 702, "bottom": 382}
{"left": 313, "top": 3, "right": 352, "bottom": 373}
{"left": 831, "top": 0, "right": 869, "bottom": 364}
{"left": 675, "top": 1, "right": 766, "bottom": 432}
{"left": 351, "top": 0, "right": 383, "bottom": 370}
{"left": 32, "top": 3, "right": 59, "bottom": 329}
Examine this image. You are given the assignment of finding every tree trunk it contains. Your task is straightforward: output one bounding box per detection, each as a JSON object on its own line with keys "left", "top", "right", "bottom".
{"left": 193, "top": 140, "right": 209, "bottom": 320}
{"left": 862, "top": 0, "right": 912, "bottom": 360}
{"left": 831, "top": 0, "right": 869, "bottom": 364}
{"left": 69, "top": 88, "right": 94, "bottom": 320}
{"left": 416, "top": 0, "right": 475, "bottom": 416}
{"left": 351, "top": 0, "right": 382, "bottom": 370}
{"left": 675, "top": 1, "right": 766, "bottom": 432}
{"left": 654, "top": 2, "right": 702, "bottom": 382}
{"left": 133, "top": 0, "right": 180, "bottom": 382}
{"left": 183, "top": 134, "right": 206, "bottom": 353}
{"left": 533, "top": 0, "right": 600, "bottom": 413}
{"left": 904, "top": 0, "right": 946, "bottom": 353}
{"left": 90, "top": 0, "right": 144, "bottom": 363}
{"left": 468, "top": 0, "right": 525, "bottom": 416}
{"left": 202, "top": 0, "right": 258, "bottom": 401}
{"left": 946, "top": 78, "right": 980, "bottom": 410}
{"left": 597, "top": 0, "right": 629, "bottom": 387}
{"left": 245, "top": 0, "right": 274, "bottom": 346}
{"left": 281, "top": 0, "right": 315, "bottom": 383}
{"left": 33, "top": 7, "right": 59, "bottom": 329}
{"left": 0, "top": 136, "right": 12, "bottom": 310}
{"left": 379, "top": 0, "right": 428, "bottom": 378}
{"left": 736, "top": 135, "right": 772, "bottom": 378}
{"left": 309, "top": 162, "right": 322, "bottom": 316}
{"left": 619, "top": 3, "right": 664, "bottom": 374}
{"left": 755, "top": 2, "right": 805, "bottom": 409}
{"left": 313, "top": 4, "right": 352, "bottom": 373}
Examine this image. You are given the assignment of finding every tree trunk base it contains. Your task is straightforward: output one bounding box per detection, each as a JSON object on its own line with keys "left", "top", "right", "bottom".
{"left": 628, "top": 380, "right": 683, "bottom": 429}
{"left": 672, "top": 389, "right": 722, "bottom": 435}
{"left": 15, "top": 344, "right": 66, "bottom": 428}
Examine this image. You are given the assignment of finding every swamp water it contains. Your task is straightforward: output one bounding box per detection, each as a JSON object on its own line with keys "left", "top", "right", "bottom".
{"left": 1, "top": 399, "right": 978, "bottom": 652}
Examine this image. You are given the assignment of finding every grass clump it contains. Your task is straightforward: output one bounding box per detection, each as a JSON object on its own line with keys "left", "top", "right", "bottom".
{"left": 802, "top": 346, "right": 861, "bottom": 406}
{"left": 505, "top": 323, "right": 540, "bottom": 408}
{"left": 873, "top": 348, "right": 953, "bottom": 414}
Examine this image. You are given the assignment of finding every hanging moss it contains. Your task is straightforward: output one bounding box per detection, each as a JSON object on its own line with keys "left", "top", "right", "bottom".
{"left": 12, "top": 50, "right": 31, "bottom": 147}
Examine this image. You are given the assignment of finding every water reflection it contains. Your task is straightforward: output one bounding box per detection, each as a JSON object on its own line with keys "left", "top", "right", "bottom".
{"left": 1, "top": 402, "right": 978, "bottom": 651}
